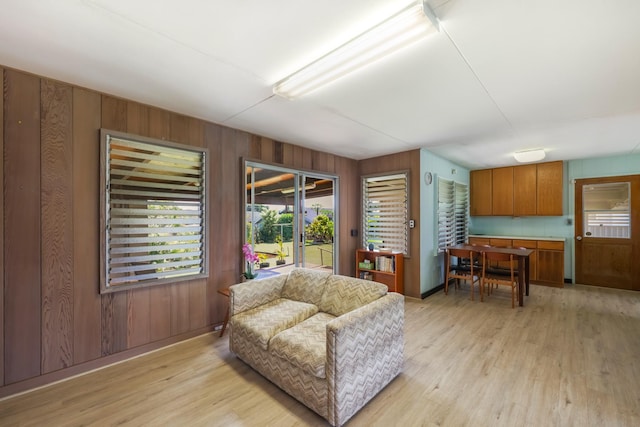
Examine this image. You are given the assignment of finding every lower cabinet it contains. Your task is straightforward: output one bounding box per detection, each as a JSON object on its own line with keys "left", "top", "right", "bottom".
{"left": 512, "top": 239, "right": 537, "bottom": 282}
{"left": 536, "top": 241, "right": 564, "bottom": 287}
{"left": 468, "top": 237, "right": 563, "bottom": 287}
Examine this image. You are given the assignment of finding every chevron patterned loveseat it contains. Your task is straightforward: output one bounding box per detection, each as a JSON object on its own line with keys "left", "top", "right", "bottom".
{"left": 229, "top": 268, "right": 404, "bottom": 426}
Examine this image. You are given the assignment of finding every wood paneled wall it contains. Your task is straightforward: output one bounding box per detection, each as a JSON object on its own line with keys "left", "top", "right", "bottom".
{"left": 359, "top": 150, "right": 422, "bottom": 298}
{"left": 0, "top": 67, "right": 360, "bottom": 397}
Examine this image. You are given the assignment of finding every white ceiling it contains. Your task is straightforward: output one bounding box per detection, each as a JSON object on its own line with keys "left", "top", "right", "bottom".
{"left": 2, "top": 0, "right": 639, "bottom": 169}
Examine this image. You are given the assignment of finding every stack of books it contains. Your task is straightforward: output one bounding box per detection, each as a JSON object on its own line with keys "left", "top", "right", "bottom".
{"left": 375, "top": 256, "right": 395, "bottom": 273}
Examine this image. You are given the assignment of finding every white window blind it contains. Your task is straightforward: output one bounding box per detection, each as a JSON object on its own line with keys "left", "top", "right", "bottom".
{"left": 583, "top": 182, "right": 630, "bottom": 239}
{"left": 362, "top": 173, "right": 408, "bottom": 254}
{"left": 585, "top": 212, "right": 630, "bottom": 238}
{"left": 438, "top": 178, "right": 468, "bottom": 251}
{"left": 101, "top": 131, "right": 208, "bottom": 293}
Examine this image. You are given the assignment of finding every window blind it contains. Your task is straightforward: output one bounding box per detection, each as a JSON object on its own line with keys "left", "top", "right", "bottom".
{"left": 437, "top": 178, "right": 468, "bottom": 251}
{"left": 585, "top": 212, "right": 630, "bottom": 238}
{"left": 101, "top": 132, "right": 208, "bottom": 292}
{"left": 362, "top": 173, "right": 408, "bottom": 254}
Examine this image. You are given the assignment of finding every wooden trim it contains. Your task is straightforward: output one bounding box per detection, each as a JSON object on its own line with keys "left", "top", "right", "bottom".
{"left": 4, "top": 69, "right": 42, "bottom": 384}
{"left": 0, "top": 67, "right": 4, "bottom": 385}
{"left": 72, "top": 87, "right": 102, "bottom": 364}
{"left": 40, "top": 78, "right": 74, "bottom": 374}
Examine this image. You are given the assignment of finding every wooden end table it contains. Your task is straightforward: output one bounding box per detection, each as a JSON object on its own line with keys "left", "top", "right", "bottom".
{"left": 217, "top": 288, "right": 230, "bottom": 337}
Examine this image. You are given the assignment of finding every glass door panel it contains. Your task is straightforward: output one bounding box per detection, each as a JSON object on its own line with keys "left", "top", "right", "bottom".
{"left": 300, "top": 174, "right": 336, "bottom": 272}
{"left": 245, "top": 162, "right": 338, "bottom": 275}
{"left": 245, "top": 165, "right": 296, "bottom": 276}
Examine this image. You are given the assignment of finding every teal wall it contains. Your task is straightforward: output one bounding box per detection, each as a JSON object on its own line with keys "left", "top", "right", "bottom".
{"left": 565, "top": 153, "right": 640, "bottom": 280}
{"left": 469, "top": 153, "right": 640, "bottom": 283}
{"left": 421, "top": 151, "right": 640, "bottom": 294}
{"left": 420, "top": 149, "right": 469, "bottom": 294}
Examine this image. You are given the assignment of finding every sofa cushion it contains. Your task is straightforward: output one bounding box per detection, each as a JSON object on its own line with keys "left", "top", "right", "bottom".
{"left": 269, "top": 312, "right": 336, "bottom": 379}
{"left": 281, "top": 268, "right": 331, "bottom": 306}
{"left": 318, "top": 275, "right": 388, "bottom": 317}
{"left": 231, "top": 298, "right": 318, "bottom": 351}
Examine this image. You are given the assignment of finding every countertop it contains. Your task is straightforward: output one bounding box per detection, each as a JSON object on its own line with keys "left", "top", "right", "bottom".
{"left": 469, "top": 234, "right": 565, "bottom": 242}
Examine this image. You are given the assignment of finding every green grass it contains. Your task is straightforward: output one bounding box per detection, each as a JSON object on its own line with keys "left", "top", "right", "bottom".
{"left": 254, "top": 242, "right": 333, "bottom": 268}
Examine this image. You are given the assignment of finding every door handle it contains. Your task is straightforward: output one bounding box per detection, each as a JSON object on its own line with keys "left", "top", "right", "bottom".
{"left": 576, "top": 236, "right": 582, "bottom": 241}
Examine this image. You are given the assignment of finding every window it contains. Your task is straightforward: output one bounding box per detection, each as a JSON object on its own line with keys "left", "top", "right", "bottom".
{"left": 583, "top": 182, "right": 630, "bottom": 238}
{"left": 362, "top": 172, "right": 409, "bottom": 254}
{"left": 437, "top": 178, "right": 468, "bottom": 251}
{"left": 100, "top": 130, "right": 209, "bottom": 293}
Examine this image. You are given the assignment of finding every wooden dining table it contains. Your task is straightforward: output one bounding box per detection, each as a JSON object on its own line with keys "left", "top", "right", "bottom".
{"left": 445, "top": 244, "right": 534, "bottom": 307}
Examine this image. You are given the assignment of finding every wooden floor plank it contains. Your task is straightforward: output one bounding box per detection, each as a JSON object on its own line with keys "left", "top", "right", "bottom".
{"left": 0, "top": 283, "right": 639, "bottom": 426}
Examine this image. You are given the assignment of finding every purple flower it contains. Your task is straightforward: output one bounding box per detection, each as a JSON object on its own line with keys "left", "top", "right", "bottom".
{"left": 243, "top": 243, "right": 259, "bottom": 263}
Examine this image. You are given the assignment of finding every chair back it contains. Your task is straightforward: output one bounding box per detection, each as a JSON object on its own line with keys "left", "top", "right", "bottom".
{"left": 483, "top": 251, "right": 515, "bottom": 279}
{"left": 448, "top": 248, "right": 482, "bottom": 274}
{"left": 481, "top": 250, "right": 518, "bottom": 308}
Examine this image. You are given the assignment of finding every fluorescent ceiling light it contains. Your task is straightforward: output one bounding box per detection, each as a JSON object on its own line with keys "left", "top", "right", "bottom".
{"left": 273, "top": 1, "right": 440, "bottom": 99}
{"left": 514, "top": 149, "right": 546, "bottom": 163}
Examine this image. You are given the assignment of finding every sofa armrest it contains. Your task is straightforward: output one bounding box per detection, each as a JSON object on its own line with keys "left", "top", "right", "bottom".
{"left": 230, "top": 274, "right": 287, "bottom": 316}
{"left": 326, "top": 293, "right": 404, "bottom": 426}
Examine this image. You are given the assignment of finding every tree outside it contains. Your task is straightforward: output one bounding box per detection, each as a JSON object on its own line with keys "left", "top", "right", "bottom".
{"left": 305, "top": 214, "right": 333, "bottom": 243}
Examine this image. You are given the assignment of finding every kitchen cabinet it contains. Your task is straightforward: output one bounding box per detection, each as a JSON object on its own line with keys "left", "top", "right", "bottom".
{"left": 470, "top": 169, "right": 492, "bottom": 216}
{"left": 513, "top": 164, "right": 537, "bottom": 216}
{"left": 512, "top": 239, "right": 537, "bottom": 281}
{"left": 470, "top": 161, "right": 563, "bottom": 216}
{"left": 536, "top": 240, "right": 564, "bottom": 286}
{"left": 468, "top": 237, "right": 563, "bottom": 286}
{"left": 492, "top": 167, "right": 514, "bottom": 216}
{"left": 536, "top": 162, "right": 563, "bottom": 215}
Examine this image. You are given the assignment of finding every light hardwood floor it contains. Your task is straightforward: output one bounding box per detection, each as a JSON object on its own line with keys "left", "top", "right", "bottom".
{"left": 1, "top": 283, "right": 639, "bottom": 426}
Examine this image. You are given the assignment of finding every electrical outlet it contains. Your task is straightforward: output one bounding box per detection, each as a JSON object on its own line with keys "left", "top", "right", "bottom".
{"left": 409, "top": 219, "right": 415, "bottom": 228}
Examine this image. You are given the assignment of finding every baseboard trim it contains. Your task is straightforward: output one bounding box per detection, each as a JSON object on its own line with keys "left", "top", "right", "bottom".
{"left": 421, "top": 284, "right": 445, "bottom": 299}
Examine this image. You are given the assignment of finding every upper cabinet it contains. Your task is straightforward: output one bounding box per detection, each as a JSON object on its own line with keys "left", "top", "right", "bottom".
{"left": 470, "top": 161, "right": 563, "bottom": 216}
{"left": 470, "top": 168, "right": 492, "bottom": 215}
{"left": 513, "top": 164, "right": 537, "bottom": 216}
{"left": 492, "top": 167, "right": 514, "bottom": 216}
{"left": 536, "top": 161, "right": 564, "bottom": 215}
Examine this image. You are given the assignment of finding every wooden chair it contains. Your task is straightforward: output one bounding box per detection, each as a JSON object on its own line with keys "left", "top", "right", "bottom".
{"left": 481, "top": 251, "right": 518, "bottom": 308}
{"left": 445, "top": 248, "right": 482, "bottom": 301}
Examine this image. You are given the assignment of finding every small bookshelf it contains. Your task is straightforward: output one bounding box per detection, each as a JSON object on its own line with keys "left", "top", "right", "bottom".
{"left": 355, "top": 249, "right": 404, "bottom": 294}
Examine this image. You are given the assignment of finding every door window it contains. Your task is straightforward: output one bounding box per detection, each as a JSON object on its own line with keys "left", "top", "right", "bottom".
{"left": 583, "top": 182, "right": 630, "bottom": 239}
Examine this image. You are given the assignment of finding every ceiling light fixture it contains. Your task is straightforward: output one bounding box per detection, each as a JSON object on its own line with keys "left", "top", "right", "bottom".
{"left": 273, "top": 1, "right": 440, "bottom": 100}
{"left": 514, "top": 149, "right": 546, "bottom": 163}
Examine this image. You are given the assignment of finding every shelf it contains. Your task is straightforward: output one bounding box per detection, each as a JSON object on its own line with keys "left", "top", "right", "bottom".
{"left": 355, "top": 249, "right": 404, "bottom": 294}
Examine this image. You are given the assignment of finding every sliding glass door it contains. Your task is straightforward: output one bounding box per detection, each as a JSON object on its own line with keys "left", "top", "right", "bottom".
{"left": 245, "top": 162, "right": 338, "bottom": 275}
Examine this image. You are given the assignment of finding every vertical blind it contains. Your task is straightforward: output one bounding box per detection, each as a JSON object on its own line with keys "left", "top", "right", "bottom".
{"left": 437, "top": 178, "right": 469, "bottom": 251}
{"left": 362, "top": 173, "right": 408, "bottom": 254}
{"left": 102, "top": 133, "right": 208, "bottom": 292}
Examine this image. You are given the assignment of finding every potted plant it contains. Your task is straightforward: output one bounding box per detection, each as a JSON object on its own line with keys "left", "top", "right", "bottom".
{"left": 258, "top": 253, "right": 270, "bottom": 268}
{"left": 275, "top": 235, "right": 286, "bottom": 265}
{"left": 242, "top": 243, "right": 259, "bottom": 280}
